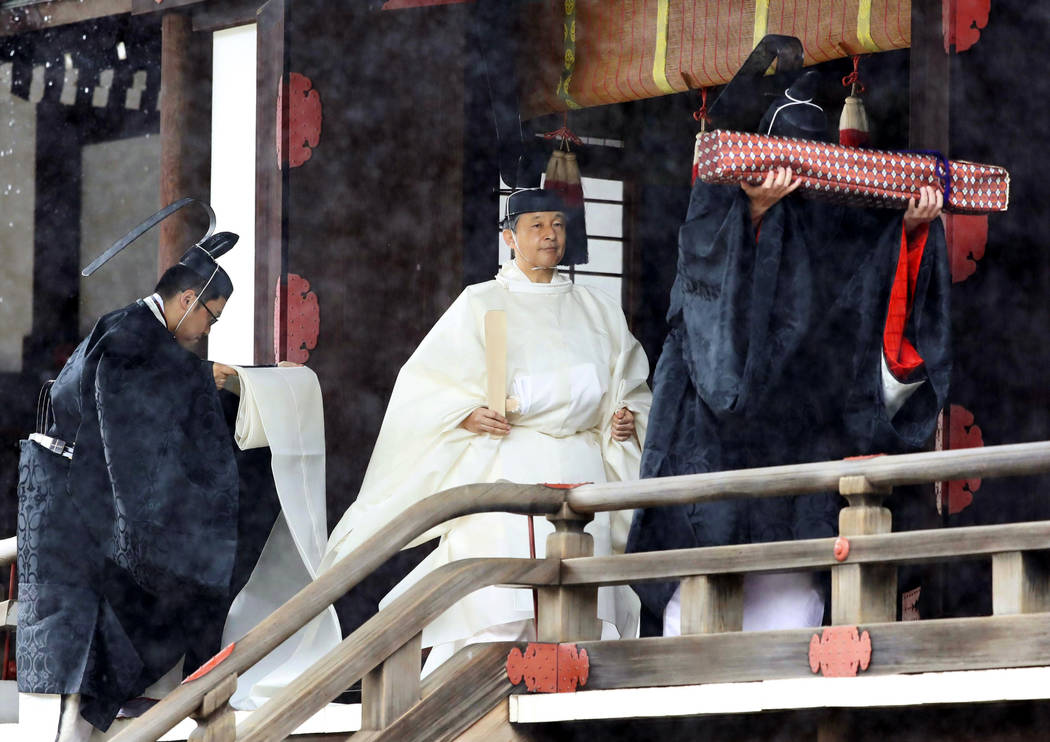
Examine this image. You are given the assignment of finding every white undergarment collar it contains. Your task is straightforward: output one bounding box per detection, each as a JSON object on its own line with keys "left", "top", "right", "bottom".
{"left": 495, "top": 260, "right": 574, "bottom": 294}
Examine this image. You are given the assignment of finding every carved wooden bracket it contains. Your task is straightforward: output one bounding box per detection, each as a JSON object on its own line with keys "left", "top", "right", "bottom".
{"left": 944, "top": 213, "right": 988, "bottom": 283}
{"left": 277, "top": 73, "right": 323, "bottom": 169}
{"left": 183, "top": 642, "right": 236, "bottom": 684}
{"left": 943, "top": 0, "right": 990, "bottom": 53}
{"left": 274, "top": 273, "right": 320, "bottom": 364}
{"left": 808, "top": 626, "right": 871, "bottom": 677}
{"left": 948, "top": 404, "right": 983, "bottom": 514}
{"left": 506, "top": 643, "right": 589, "bottom": 693}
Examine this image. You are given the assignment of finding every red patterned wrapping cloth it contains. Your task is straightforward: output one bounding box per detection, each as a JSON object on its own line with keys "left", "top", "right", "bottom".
{"left": 693, "top": 130, "right": 1010, "bottom": 214}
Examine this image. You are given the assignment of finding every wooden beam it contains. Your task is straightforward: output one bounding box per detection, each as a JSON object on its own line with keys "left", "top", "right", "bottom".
{"left": 188, "top": 673, "right": 237, "bottom": 742}
{"left": 374, "top": 642, "right": 521, "bottom": 742}
{"left": 225, "top": 558, "right": 559, "bottom": 742}
{"left": 190, "top": 0, "right": 264, "bottom": 32}
{"left": 833, "top": 476, "right": 896, "bottom": 625}
{"left": 0, "top": 0, "right": 133, "bottom": 37}
{"left": 454, "top": 701, "right": 540, "bottom": 742}
{"left": 679, "top": 574, "right": 743, "bottom": 635}
{"left": 993, "top": 552, "right": 1050, "bottom": 616}
{"left": 560, "top": 521, "right": 1050, "bottom": 586}
{"left": 361, "top": 632, "right": 422, "bottom": 730}
{"left": 158, "top": 10, "right": 213, "bottom": 276}
{"left": 909, "top": 0, "right": 950, "bottom": 154}
{"left": 132, "top": 0, "right": 206, "bottom": 14}
{"left": 106, "top": 481, "right": 565, "bottom": 742}
{"left": 577, "top": 613, "right": 1050, "bottom": 690}
{"left": 254, "top": 0, "right": 285, "bottom": 364}
{"left": 537, "top": 505, "right": 601, "bottom": 642}
{"left": 566, "top": 441, "right": 1050, "bottom": 513}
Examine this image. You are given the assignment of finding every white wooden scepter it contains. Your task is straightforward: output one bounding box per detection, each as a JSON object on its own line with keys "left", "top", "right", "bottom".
{"left": 483, "top": 310, "right": 538, "bottom": 638}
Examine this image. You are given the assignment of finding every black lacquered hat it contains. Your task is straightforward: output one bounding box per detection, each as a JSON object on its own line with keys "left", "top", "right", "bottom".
{"left": 500, "top": 188, "right": 568, "bottom": 229}
{"left": 757, "top": 70, "right": 828, "bottom": 141}
{"left": 82, "top": 197, "right": 237, "bottom": 286}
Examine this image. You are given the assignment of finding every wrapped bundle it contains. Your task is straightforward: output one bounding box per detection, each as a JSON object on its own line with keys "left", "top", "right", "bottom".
{"left": 693, "top": 130, "right": 1009, "bottom": 214}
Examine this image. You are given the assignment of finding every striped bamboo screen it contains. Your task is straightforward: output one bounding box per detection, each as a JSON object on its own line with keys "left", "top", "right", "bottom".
{"left": 520, "top": 0, "right": 912, "bottom": 117}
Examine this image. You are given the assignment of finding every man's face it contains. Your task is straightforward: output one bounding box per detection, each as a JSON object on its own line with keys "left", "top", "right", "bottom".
{"left": 503, "top": 210, "right": 566, "bottom": 269}
{"left": 173, "top": 290, "right": 227, "bottom": 347}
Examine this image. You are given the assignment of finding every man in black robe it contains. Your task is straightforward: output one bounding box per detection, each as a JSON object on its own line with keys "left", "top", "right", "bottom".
{"left": 16, "top": 231, "right": 276, "bottom": 737}
{"left": 627, "top": 85, "right": 952, "bottom": 636}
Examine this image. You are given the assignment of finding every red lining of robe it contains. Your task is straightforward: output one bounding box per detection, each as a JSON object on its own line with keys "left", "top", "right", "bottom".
{"left": 883, "top": 222, "right": 929, "bottom": 380}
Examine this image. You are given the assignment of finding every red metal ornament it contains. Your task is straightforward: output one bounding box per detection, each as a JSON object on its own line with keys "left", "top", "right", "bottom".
{"left": 948, "top": 404, "right": 983, "bottom": 514}
{"left": 808, "top": 626, "right": 871, "bottom": 677}
{"left": 506, "top": 643, "right": 589, "bottom": 693}
{"left": 833, "top": 536, "right": 851, "bottom": 562}
{"left": 274, "top": 273, "right": 320, "bottom": 364}
{"left": 277, "top": 73, "right": 322, "bottom": 169}
{"left": 944, "top": 213, "right": 988, "bottom": 283}
{"left": 558, "top": 643, "right": 590, "bottom": 692}
{"left": 943, "top": 0, "right": 991, "bottom": 53}
{"left": 182, "top": 643, "right": 236, "bottom": 684}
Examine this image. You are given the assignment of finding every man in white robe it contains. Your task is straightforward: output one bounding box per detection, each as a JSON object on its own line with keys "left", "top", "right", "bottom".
{"left": 323, "top": 188, "right": 652, "bottom": 673}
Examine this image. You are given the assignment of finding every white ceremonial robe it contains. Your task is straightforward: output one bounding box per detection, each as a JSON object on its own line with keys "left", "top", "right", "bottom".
{"left": 324, "top": 261, "right": 652, "bottom": 656}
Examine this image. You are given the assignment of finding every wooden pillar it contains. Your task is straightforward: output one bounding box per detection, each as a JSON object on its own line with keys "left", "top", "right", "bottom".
{"left": 536, "top": 505, "right": 602, "bottom": 642}
{"left": 361, "top": 631, "right": 422, "bottom": 730}
{"left": 992, "top": 551, "right": 1050, "bottom": 615}
{"left": 159, "top": 11, "right": 213, "bottom": 275}
{"left": 24, "top": 103, "right": 82, "bottom": 373}
{"left": 254, "top": 0, "right": 287, "bottom": 365}
{"left": 909, "top": 0, "right": 950, "bottom": 154}
{"left": 831, "top": 476, "right": 897, "bottom": 624}
{"left": 188, "top": 673, "right": 237, "bottom": 742}
{"left": 679, "top": 574, "right": 743, "bottom": 635}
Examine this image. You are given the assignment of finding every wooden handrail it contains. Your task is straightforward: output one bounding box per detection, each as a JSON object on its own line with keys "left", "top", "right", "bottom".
{"left": 567, "top": 440, "right": 1050, "bottom": 512}
{"left": 92, "top": 441, "right": 1050, "bottom": 740}
{"left": 112, "top": 557, "right": 558, "bottom": 742}
{"left": 237, "top": 558, "right": 558, "bottom": 742}
{"left": 107, "top": 478, "right": 564, "bottom": 742}
{"left": 560, "top": 520, "right": 1050, "bottom": 585}
{"left": 0, "top": 537, "right": 15, "bottom": 567}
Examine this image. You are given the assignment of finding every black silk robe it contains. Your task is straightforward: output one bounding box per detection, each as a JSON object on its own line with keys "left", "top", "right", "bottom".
{"left": 16, "top": 301, "right": 255, "bottom": 729}
{"left": 627, "top": 181, "right": 952, "bottom": 635}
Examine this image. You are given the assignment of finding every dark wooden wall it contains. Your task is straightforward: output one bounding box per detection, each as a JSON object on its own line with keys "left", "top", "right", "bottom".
{"left": 258, "top": 1, "right": 468, "bottom": 529}
{"left": 935, "top": 0, "right": 1050, "bottom": 616}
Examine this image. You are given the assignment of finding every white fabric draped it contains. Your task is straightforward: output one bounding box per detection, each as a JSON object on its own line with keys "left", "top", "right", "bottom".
{"left": 221, "top": 366, "right": 341, "bottom": 709}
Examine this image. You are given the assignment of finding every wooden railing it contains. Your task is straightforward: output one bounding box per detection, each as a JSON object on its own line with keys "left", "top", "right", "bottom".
{"left": 46, "top": 440, "right": 1050, "bottom": 740}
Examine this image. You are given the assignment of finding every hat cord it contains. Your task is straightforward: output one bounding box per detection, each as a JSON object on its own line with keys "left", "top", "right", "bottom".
{"left": 173, "top": 263, "right": 220, "bottom": 335}
{"left": 765, "top": 88, "right": 824, "bottom": 136}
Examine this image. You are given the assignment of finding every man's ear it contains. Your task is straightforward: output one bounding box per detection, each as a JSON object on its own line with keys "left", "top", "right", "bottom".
{"left": 180, "top": 289, "right": 197, "bottom": 309}
{"left": 501, "top": 228, "right": 515, "bottom": 248}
